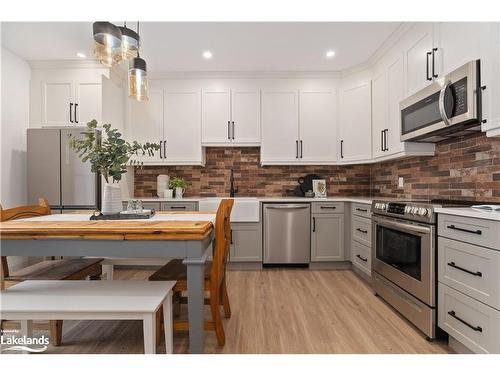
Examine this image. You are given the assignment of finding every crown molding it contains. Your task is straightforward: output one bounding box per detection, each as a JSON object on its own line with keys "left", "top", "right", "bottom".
{"left": 148, "top": 70, "right": 342, "bottom": 80}
{"left": 28, "top": 59, "right": 107, "bottom": 70}
{"left": 367, "top": 22, "right": 415, "bottom": 66}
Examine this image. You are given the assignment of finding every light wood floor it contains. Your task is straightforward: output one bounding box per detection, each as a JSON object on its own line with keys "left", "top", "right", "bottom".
{"left": 3, "top": 268, "right": 452, "bottom": 354}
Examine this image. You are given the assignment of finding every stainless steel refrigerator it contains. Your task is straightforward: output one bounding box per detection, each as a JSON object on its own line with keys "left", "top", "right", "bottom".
{"left": 27, "top": 128, "right": 101, "bottom": 212}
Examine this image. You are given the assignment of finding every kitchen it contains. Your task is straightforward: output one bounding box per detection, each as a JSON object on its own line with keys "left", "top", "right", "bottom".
{"left": 1, "top": 3, "right": 500, "bottom": 371}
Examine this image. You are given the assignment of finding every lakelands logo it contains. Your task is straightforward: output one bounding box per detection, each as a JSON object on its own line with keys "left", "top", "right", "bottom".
{"left": 1, "top": 330, "right": 49, "bottom": 353}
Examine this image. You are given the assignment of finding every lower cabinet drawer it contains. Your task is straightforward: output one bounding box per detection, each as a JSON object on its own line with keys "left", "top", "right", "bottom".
{"left": 351, "top": 203, "right": 371, "bottom": 218}
{"left": 438, "top": 283, "right": 500, "bottom": 354}
{"left": 351, "top": 216, "right": 371, "bottom": 247}
{"left": 351, "top": 240, "right": 371, "bottom": 276}
{"left": 438, "top": 214, "right": 500, "bottom": 250}
{"left": 438, "top": 237, "right": 500, "bottom": 310}
{"left": 161, "top": 202, "right": 198, "bottom": 211}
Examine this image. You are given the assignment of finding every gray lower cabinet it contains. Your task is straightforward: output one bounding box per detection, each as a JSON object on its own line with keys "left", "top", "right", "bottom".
{"left": 311, "top": 214, "right": 344, "bottom": 262}
{"left": 161, "top": 202, "right": 198, "bottom": 211}
{"left": 229, "top": 222, "right": 262, "bottom": 262}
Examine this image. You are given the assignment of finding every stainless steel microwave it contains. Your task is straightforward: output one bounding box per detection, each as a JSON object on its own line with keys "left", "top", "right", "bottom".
{"left": 400, "top": 60, "right": 482, "bottom": 142}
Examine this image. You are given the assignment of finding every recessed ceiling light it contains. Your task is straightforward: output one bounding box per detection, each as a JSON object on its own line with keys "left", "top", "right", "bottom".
{"left": 76, "top": 52, "right": 87, "bottom": 58}
{"left": 202, "top": 50, "right": 213, "bottom": 59}
{"left": 325, "top": 50, "right": 335, "bottom": 58}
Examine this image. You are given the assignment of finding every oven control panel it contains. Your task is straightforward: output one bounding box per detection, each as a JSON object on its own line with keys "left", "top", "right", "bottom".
{"left": 387, "top": 203, "right": 406, "bottom": 215}
{"left": 372, "top": 200, "right": 435, "bottom": 223}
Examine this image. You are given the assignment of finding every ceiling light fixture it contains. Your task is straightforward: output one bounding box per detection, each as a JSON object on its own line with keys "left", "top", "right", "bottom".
{"left": 119, "top": 22, "right": 140, "bottom": 61}
{"left": 93, "top": 21, "right": 123, "bottom": 67}
{"left": 326, "top": 50, "right": 336, "bottom": 58}
{"left": 76, "top": 52, "right": 87, "bottom": 58}
{"left": 202, "top": 50, "right": 213, "bottom": 59}
{"left": 128, "top": 22, "right": 148, "bottom": 102}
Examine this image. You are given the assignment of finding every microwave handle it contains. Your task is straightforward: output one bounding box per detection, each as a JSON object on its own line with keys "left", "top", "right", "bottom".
{"left": 439, "top": 81, "right": 452, "bottom": 125}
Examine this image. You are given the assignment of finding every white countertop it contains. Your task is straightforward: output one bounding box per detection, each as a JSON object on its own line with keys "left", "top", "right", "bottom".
{"left": 124, "top": 196, "right": 374, "bottom": 205}
{"left": 435, "top": 207, "right": 500, "bottom": 222}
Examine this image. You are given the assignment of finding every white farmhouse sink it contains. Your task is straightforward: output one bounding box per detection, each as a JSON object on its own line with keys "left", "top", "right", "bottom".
{"left": 198, "top": 197, "right": 260, "bottom": 222}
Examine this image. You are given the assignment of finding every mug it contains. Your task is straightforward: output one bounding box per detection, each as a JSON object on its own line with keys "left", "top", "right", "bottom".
{"left": 175, "top": 187, "right": 185, "bottom": 199}
{"left": 163, "top": 189, "right": 173, "bottom": 199}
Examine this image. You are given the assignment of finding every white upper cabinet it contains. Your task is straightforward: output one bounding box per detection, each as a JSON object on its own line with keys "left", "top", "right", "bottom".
{"left": 338, "top": 77, "right": 372, "bottom": 163}
{"left": 261, "top": 90, "right": 299, "bottom": 163}
{"left": 371, "top": 71, "right": 387, "bottom": 159}
{"left": 404, "top": 23, "right": 436, "bottom": 96}
{"left": 201, "top": 85, "right": 260, "bottom": 146}
{"left": 299, "top": 90, "right": 337, "bottom": 163}
{"left": 201, "top": 89, "right": 231, "bottom": 144}
{"left": 126, "top": 89, "right": 164, "bottom": 164}
{"left": 30, "top": 68, "right": 107, "bottom": 127}
{"left": 164, "top": 90, "right": 204, "bottom": 164}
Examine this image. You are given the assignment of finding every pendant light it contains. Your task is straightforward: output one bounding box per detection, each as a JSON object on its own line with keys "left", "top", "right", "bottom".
{"left": 128, "top": 22, "right": 149, "bottom": 101}
{"left": 93, "top": 21, "right": 122, "bottom": 67}
{"left": 118, "top": 22, "right": 140, "bottom": 60}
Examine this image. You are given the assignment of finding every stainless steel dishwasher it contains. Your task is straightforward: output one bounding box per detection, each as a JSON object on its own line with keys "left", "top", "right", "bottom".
{"left": 263, "top": 203, "right": 311, "bottom": 265}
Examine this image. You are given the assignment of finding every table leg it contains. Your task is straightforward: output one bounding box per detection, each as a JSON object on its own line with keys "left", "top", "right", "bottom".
{"left": 184, "top": 256, "right": 206, "bottom": 354}
{"left": 143, "top": 313, "right": 156, "bottom": 354}
{"left": 163, "top": 292, "right": 173, "bottom": 354}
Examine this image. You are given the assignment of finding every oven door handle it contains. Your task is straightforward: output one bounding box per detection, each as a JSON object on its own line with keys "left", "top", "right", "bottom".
{"left": 439, "top": 81, "right": 452, "bottom": 126}
{"left": 373, "top": 217, "right": 431, "bottom": 235}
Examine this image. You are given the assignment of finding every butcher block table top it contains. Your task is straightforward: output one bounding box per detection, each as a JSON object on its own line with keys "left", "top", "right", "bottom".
{"left": 0, "top": 213, "right": 215, "bottom": 241}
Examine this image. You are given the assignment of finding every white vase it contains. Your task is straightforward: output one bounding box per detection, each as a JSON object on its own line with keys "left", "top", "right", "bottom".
{"left": 175, "top": 187, "right": 185, "bottom": 199}
{"left": 102, "top": 182, "right": 122, "bottom": 215}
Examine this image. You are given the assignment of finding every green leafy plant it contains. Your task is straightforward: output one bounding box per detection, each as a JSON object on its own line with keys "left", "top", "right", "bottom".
{"left": 169, "top": 177, "right": 189, "bottom": 189}
{"left": 68, "top": 120, "right": 160, "bottom": 183}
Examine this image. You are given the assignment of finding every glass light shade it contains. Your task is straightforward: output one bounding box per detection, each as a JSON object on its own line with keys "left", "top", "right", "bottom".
{"left": 128, "top": 58, "right": 148, "bottom": 101}
{"left": 119, "top": 26, "right": 140, "bottom": 60}
{"left": 93, "top": 22, "right": 123, "bottom": 67}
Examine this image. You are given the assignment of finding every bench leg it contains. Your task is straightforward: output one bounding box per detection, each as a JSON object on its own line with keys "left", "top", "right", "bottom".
{"left": 20, "top": 320, "right": 33, "bottom": 354}
{"left": 163, "top": 292, "right": 173, "bottom": 354}
{"left": 102, "top": 264, "right": 113, "bottom": 280}
{"left": 143, "top": 313, "right": 156, "bottom": 354}
{"left": 50, "top": 320, "right": 63, "bottom": 346}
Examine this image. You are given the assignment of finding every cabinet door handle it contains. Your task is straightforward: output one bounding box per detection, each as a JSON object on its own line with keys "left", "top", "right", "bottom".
{"left": 69, "top": 103, "right": 73, "bottom": 123}
{"left": 159, "top": 140, "right": 163, "bottom": 159}
{"left": 448, "top": 310, "right": 482, "bottom": 332}
{"left": 300, "top": 140, "right": 303, "bottom": 158}
{"left": 356, "top": 208, "right": 368, "bottom": 213}
{"left": 230, "top": 229, "right": 233, "bottom": 245}
{"left": 432, "top": 48, "right": 438, "bottom": 78}
{"left": 381, "top": 130, "right": 384, "bottom": 152}
{"left": 74, "top": 103, "right": 78, "bottom": 123}
{"left": 356, "top": 228, "right": 368, "bottom": 234}
{"left": 312, "top": 217, "right": 316, "bottom": 232}
{"left": 356, "top": 254, "right": 368, "bottom": 262}
{"left": 320, "top": 206, "right": 336, "bottom": 210}
{"left": 384, "top": 129, "right": 389, "bottom": 151}
{"left": 447, "top": 262, "right": 482, "bottom": 277}
{"left": 163, "top": 140, "right": 166, "bottom": 158}
{"left": 296, "top": 140, "right": 299, "bottom": 158}
{"left": 170, "top": 205, "right": 187, "bottom": 209}
{"left": 426, "top": 51, "right": 432, "bottom": 81}
{"left": 340, "top": 140, "right": 344, "bottom": 159}
{"left": 232, "top": 121, "right": 235, "bottom": 140}
{"left": 447, "top": 225, "right": 482, "bottom": 235}
{"left": 228, "top": 121, "right": 231, "bottom": 140}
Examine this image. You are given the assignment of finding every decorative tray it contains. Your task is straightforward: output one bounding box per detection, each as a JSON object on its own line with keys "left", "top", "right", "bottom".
{"left": 90, "top": 209, "right": 156, "bottom": 220}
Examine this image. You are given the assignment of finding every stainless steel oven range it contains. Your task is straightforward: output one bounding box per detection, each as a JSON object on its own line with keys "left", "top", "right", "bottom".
{"left": 371, "top": 200, "right": 439, "bottom": 339}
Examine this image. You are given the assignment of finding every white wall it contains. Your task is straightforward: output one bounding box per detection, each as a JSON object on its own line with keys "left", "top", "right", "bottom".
{"left": 1, "top": 46, "right": 32, "bottom": 271}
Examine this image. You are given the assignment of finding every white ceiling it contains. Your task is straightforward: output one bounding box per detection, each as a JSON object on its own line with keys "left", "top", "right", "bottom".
{"left": 1, "top": 22, "right": 401, "bottom": 72}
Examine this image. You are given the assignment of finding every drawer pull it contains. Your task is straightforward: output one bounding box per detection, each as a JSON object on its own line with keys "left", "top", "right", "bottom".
{"left": 320, "top": 206, "right": 336, "bottom": 209}
{"left": 356, "top": 228, "right": 368, "bottom": 234}
{"left": 356, "top": 208, "right": 368, "bottom": 212}
{"left": 447, "top": 225, "right": 482, "bottom": 235}
{"left": 356, "top": 254, "right": 368, "bottom": 262}
{"left": 170, "top": 206, "right": 187, "bottom": 209}
{"left": 447, "top": 261, "right": 482, "bottom": 277}
{"left": 448, "top": 310, "right": 483, "bottom": 332}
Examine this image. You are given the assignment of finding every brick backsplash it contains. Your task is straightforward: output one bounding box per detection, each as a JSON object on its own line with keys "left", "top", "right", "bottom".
{"left": 134, "top": 132, "right": 500, "bottom": 202}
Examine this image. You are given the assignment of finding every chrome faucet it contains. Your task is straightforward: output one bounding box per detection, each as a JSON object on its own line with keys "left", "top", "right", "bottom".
{"left": 230, "top": 168, "right": 238, "bottom": 197}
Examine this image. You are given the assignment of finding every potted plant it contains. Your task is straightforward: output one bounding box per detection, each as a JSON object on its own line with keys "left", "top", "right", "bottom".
{"left": 169, "top": 177, "right": 189, "bottom": 199}
{"left": 68, "top": 120, "right": 160, "bottom": 214}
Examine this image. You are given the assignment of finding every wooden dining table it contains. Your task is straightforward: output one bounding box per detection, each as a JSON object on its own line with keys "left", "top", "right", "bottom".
{"left": 0, "top": 212, "right": 216, "bottom": 354}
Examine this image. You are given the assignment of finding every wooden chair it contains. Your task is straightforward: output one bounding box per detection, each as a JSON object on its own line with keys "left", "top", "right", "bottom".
{"left": 0, "top": 198, "right": 103, "bottom": 346}
{"left": 149, "top": 199, "right": 234, "bottom": 346}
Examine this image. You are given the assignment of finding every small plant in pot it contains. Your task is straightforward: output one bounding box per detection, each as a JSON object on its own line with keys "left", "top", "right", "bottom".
{"left": 169, "top": 177, "right": 189, "bottom": 199}
{"left": 68, "top": 120, "right": 160, "bottom": 214}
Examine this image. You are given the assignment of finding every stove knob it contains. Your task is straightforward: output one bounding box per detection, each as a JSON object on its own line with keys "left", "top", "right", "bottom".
{"left": 418, "top": 208, "right": 428, "bottom": 216}
{"left": 404, "top": 206, "right": 411, "bottom": 214}
{"left": 411, "top": 207, "right": 419, "bottom": 215}
{"left": 381, "top": 203, "right": 387, "bottom": 210}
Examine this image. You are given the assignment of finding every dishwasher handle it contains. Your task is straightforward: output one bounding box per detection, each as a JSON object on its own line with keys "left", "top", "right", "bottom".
{"left": 265, "top": 204, "right": 310, "bottom": 209}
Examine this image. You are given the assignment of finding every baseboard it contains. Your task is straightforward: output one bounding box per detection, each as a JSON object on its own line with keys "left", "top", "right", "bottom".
{"left": 308, "top": 261, "right": 352, "bottom": 270}
{"left": 227, "top": 262, "right": 263, "bottom": 270}
{"left": 448, "top": 336, "right": 474, "bottom": 354}
{"left": 351, "top": 266, "right": 373, "bottom": 285}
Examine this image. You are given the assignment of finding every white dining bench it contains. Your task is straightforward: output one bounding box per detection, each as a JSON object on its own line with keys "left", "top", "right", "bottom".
{"left": 0, "top": 280, "right": 175, "bottom": 354}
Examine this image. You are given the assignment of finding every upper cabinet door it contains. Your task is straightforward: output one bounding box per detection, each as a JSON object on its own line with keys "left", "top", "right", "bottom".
{"left": 231, "top": 89, "right": 261, "bottom": 145}
{"left": 405, "top": 23, "right": 435, "bottom": 96}
{"left": 299, "top": 90, "right": 336, "bottom": 163}
{"left": 164, "top": 90, "right": 203, "bottom": 164}
{"left": 201, "top": 89, "right": 231, "bottom": 144}
{"left": 386, "top": 53, "right": 405, "bottom": 154}
{"left": 371, "top": 71, "right": 387, "bottom": 159}
{"left": 127, "top": 89, "right": 164, "bottom": 164}
{"left": 42, "top": 81, "right": 74, "bottom": 126}
{"left": 75, "top": 82, "right": 102, "bottom": 125}
{"left": 261, "top": 90, "right": 299, "bottom": 164}
{"left": 339, "top": 81, "right": 372, "bottom": 162}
